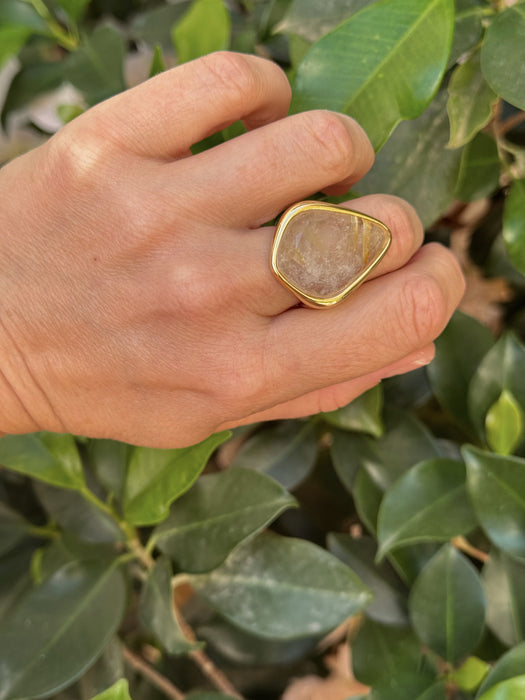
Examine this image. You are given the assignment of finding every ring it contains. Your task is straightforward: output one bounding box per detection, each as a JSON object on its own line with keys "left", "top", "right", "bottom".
{"left": 270, "top": 201, "right": 392, "bottom": 308}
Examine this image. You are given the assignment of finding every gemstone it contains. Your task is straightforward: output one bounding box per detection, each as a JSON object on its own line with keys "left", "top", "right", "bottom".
{"left": 272, "top": 202, "right": 391, "bottom": 307}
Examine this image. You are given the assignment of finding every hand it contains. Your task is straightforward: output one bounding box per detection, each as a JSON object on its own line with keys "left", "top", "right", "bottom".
{"left": 0, "top": 52, "right": 464, "bottom": 447}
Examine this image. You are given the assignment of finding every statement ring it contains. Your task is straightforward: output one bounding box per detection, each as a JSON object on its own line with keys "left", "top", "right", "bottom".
{"left": 270, "top": 201, "right": 392, "bottom": 309}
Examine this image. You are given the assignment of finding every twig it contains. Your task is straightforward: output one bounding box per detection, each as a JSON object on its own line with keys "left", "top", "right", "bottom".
{"left": 498, "top": 110, "right": 525, "bottom": 136}
{"left": 123, "top": 646, "right": 186, "bottom": 700}
{"left": 451, "top": 536, "right": 490, "bottom": 564}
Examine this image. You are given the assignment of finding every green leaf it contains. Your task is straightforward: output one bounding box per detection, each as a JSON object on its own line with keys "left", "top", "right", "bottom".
{"left": 231, "top": 420, "right": 317, "bottom": 490}
{"left": 0, "top": 502, "right": 30, "bottom": 557}
{"left": 0, "top": 559, "right": 126, "bottom": 700}
{"left": 0, "top": 546, "right": 33, "bottom": 620}
{"left": 323, "top": 384, "right": 384, "bottom": 437}
{"left": 0, "top": 433, "right": 85, "bottom": 490}
{"left": 0, "top": 27, "right": 31, "bottom": 69}
{"left": 409, "top": 545, "right": 486, "bottom": 663}
{"left": 57, "top": 103, "right": 84, "bottom": 123}
{"left": 449, "top": 0, "right": 483, "bottom": 67}
{"left": 186, "top": 694, "right": 237, "bottom": 700}
{"left": 86, "top": 439, "right": 130, "bottom": 503}
{"left": 0, "top": 0, "right": 50, "bottom": 33}
{"left": 152, "top": 467, "right": 296, "bottom": 573}
{"left": 355, "top": 89, "right": 463, "bottom": 227}
{"left": 172, "top": 0, "right": 231, "bottom": 64}
{"left": 486, "top": 390, "right": 524, "bottom": 456}
{"left": 428, "top": 311, "right": 494, "bottom": 433}
{"left": 91, "top": 679, "right": 131, "bottom": 700}
{"left": 503, "top": 180, "right": 525, "bottom": 277}
{"left": 477, "top": 642, "right": 525, "bottom": 697}
{"left": 377, "top": 459, "right": 476, "bottom": 559}
{"left": 455, "top": 132, "right": 501, "bottom": 202}
{"left": 478, "top": 676, "right": 525, "bottom": 700}
{"left": 149, "top": 44, "right": 165, "bottom": 77}
{"left": 353, "top": 466, "right": 383, "bottom": 534}
{"left": 482, "top": 549, "right": 525, "bottom": 647}
{"left": 139, "top": 557, "right": 196, "bottom": 654}
{"left": 130, "top": 4, "right": 191, "bottom": 49}
{"left": 56, "top": 0, "right": 91, "bottom": 23}
{"left": 189, "top": 532, "right": 372, "bottom": 639}
{"left": 447, "top": 49, "right": 497, "bottom": 149}
{"left": 1, "top": 61, "right": 65, "bottom": 127}
{"left": 123, "top": 431, "right": 229, "bottom": 526}
{"left": 330, "top": 429, "right": 363, "bottom": 491}
{"left": 65, "top": 24, "right": 126, "bottom": 106}
{"left": 276, "top": 0, "right": 372, "bottom": 42}
{"left": 450, "top": 657, "right": 490, "bottom": 692}
{"left": 464, "top": 446, "right": 525, "bottom": 560}
{"left": 481, "top": 4, "right": 525, "bottom": 111}
{"left": 291, "top": 0, "right": 455, "bottom": 151}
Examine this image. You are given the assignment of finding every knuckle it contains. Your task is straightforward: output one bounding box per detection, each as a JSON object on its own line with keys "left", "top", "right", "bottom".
{"left": 301, "top": 110, "right": 355, "bottom": 179}
{"left": 384, "top": 196, "right": 423, "bottom": 246}
{"left": 201, "top": 51, "right": 257, "bottom": 104}
{"left": 395, "top": 271, "right": 448, "bottom": 348}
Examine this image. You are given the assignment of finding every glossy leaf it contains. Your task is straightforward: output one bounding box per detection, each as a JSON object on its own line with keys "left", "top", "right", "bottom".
{"left": 276, "top": 0, "right": 371, "bottom": 42}
{"left": 0, "top": 433, "right": 85, "bottom": 490}
{"left": 0, "top": 546, "right": 33, "bottom": 620}
{"left": 152, "top": 467, "right": 296, "bottom": 573}
{"left": 123, "top": 431, "right": 229, "bottom": 526}
{"left": 323, "top": 384, "right": 384, "bottom": 437}
{"left": 481, "top": 4, "right": 525, "bottom": 111}
{"left": 447, "top": 50, "right": 497, "bottom": 148}
{"left": 478, "top": 676, "right": 525, "bottom": 700}
{"left": 0, "top": 502, "right": 30, "bottom": 557}
{"left": 377, "top": 459, "right": 476, "bottom": 559}
{"left": 503, "top": 180, "right": 525, "bottom": 277}
{"left": 56, "top": 0, "right": 91, "bottom": 22}
{"left": 455, "top": 132, "right": 501, "bottom": 202}
{"left": 353, "top": 466, "right": 383, "bottom": 534}
{"left": 139, "top": 557, "right": 196, "bottom": 654}
{"left": 486, "top": 390, "right": 524, "bottom": 456}
{"left": 464, "top": 446, "right": 525, "bottom": 560}
{"left": 231, "top": 420, "right": 317, "bottom": 490}
{"left": 0, "top": 559, "right": 126, "bottom": 700}
{"left": 86, "top": 439, "right": 131, "bottom": 503}
{"left": 477, "top": 643, "right": 525, "bottom": 697}
{"left": 292, "top": 0, "right": 454, "bottom": 151}
{"left": 483, "top": 549, "right": 525, "bottom": 646}
{"left": 91, "top": 679, "right": 131, "bottom": 700}
{"left": 172, "top": 0, "right": 230, "bottom": 64}
{"left": 189, "top": 532, "right": 372, "bottom": 639}
{"left": 409, "top": 545, "right": 486, "bottom": 663}
{"left": 449, "top": 0, "right": 483, "bottom": 66}
{"left": 450, "top": 657, "right": 490, "bottom": 692}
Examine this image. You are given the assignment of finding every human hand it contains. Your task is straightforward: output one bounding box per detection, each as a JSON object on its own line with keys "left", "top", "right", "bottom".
{"left": 0, "top": 52, "right": 464, "bottom": 447}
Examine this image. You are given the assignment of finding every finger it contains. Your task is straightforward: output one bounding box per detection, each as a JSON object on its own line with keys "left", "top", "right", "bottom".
{"left": 96, "top": 52, "right": 292, "bottom": 159}
{"left": 176, "top": 110, "right": 374, "bottom": 227}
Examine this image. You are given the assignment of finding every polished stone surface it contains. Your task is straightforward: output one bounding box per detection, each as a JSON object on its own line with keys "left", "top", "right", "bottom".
{"left": 275, "top": 208, "right": 390, "bottom": 300}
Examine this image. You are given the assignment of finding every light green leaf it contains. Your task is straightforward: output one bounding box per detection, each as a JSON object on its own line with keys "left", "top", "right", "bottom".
{"left": 152, "top": 467, "right": 296, "bottom": 573}
{"left": 292, "top": 0, "right": 455, "bottom": 151}
{"left": 409, "top": 545, "right": 486, "bottom": 663}
{"left": 455, "top": 132, "right": 501, "bottom": 202}
{"left": 481, "top": 4, "right": 525, "bottom": 111}
{"left": 482, "top": 549, "right": 525, "bottom": 647}
{"left": 276, "top": 0, "right": 371, "bottom": 42}
{"left": 323, "top": 384, "right": 383, "bottom": 437}
{"left": 377, "top": 459, "right": 476, "bottom": 559}
{"left": 447, "top": 49, "right": 497, "bottom": 149}
{"left": 91, "top": 679, "right": 131, "bottom": 700}
{"left": 172, "top": 0, "right": 230, "bottom": 64}
{"left": 477, "top": 642, "right": 525, "bottom": 697}
{"left": 139, "top": 557, "right": 197, "bottom": 654}
{"left": 231, "top": 420, "right": 317, "bottom": 490}
{"left": 0, "top": 433, "right": 85, "bottom": 490}
{"left": 449, "top": 0, "right": 483, "bottom": 67}
{"left": 486, "top": 389, "right": 524, "bottom": 456}
{"left": 464, "top": 445, "right": 525, "bottom": 560}
{"left": 478, "top": 676, "right": 525, "bottom": 700}
{"left": 189, "top": 532, "right": 372, "bottom": 640}
{"left": 0, "top": 27, "right": 31, "bottom": 69}
{"left": 450, "top": 657, "right": 490, "bottom": 692}
{"left": 503, "top": 180, "right": 525, "bottom": 277}
{"left": 0, "top": 559, "right": 126, "bottom": 700}
{"left": 56, "top": 0, "right": 91, "bottom": 23}
{"left": 149, "top": 44, "right": 166, "bottom": 77}
{"left": 0, "top": 502, "right": 30, "bottom": 557}
{"left": 123, "top": 432, "right": 230, "bottom": 526}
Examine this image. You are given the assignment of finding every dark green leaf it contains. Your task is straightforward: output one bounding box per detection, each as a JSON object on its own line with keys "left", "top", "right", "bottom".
{"left": 189, "top": 532, "right": 372, "bottom": 639}
{"left": 277, "top": 0, "right": 372, "bottom": 43}
{"left": 477, "top": 642, "right": 525, "bottom": 697}
{"left": 0, "top": 502, "right": 30, "bottom": 557}
{"left": 86, "top": 439, "right": 131, "bottom": 503}
{"left": 323, "top": 384, "right": 383, "bottom": 437}
{"left": 482, "top": 549, "right": 525, "bottom": 647}
{"left": 149, "top": 44, "right": 165, "bottom": 77}
{"left": 0, "top": 0, "right": 50, "bottom": 33}
{"left": 486, "top": 389, "right": 524, "bottom": 456}
{"left": 503, "top": 180, "right": 525, "bottom": 277}
{"left": 231, "top": 420, "right": 317, "bottom": 490}
{"left": 449, "top": 0, "right": 483, "bottom": 66}
{"left": 481, "top": 4, "right": 525, "bottom": 111}
{"left": 377, "top": 459, "right": 477, "bottom": 559}
{"left": 91, "top": 679, "right": 131, "bottom": 700}
{"left": 414, "top": 685, "right": 448, "bottom": 700}
{"left": 152, "top": 467, "right": 296, "bottom": 573}
{"left": 172, "top": 0, "right": 231, "bottom": 64}
{"left": 123, "top": 431, "right": 230, "bottom": 526}
{"left": 1, "top": 61, "right": 65, "bottom": 127}
{"left": 464, "top": 446, "right": 525, "bottom": 560}
{"left": 478, "top": 676, "right": 525, "bottom": 700}
{"left": 56, "top": 0, "right": 91, "bottom": 23}
{"left": 330, "top": 429, "right": 363, "bottom": 492}
{"left": 353, "top": 466, "right": 383, "bottom": 534}
{"left": 292, "top": 0, "right": 454, "bottom": 151}
{"left": 0, "top": 433, "right": 85, "bottom": 490}
{"left": 139, "top": 557, "right": 196, "bottom": 654}
{"left": 0, "top": 546, "right": 33, "bottom": 620}
{"left": 455, "top": 132, "right": 501, "bottom": 202}
{"left": 0, "top": 559, "right": 126, "bottom": 700}
{"left": 409, "top": 545, "right": 486, "bottom": 663}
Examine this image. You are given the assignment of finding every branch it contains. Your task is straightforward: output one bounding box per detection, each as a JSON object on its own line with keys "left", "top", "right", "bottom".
{"left": 123, "top": 646, "right": 186, "bottom": 700}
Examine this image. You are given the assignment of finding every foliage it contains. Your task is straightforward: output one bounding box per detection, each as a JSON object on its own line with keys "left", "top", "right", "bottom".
{"left": 1, "top": 0, "right": 525, "bottom": 698}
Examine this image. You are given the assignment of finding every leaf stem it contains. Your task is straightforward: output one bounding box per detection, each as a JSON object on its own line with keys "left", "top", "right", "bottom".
{"left": 123, "top": 646, "right": 186, "bottom": 700}
{"left": 24, "top": 523, "right": 60, "bottom": 539}
{"left": 21, "top": 0, "right": 79, "bottom": 50}
{"left": 451, "top": 536, "right": 489, "bottom": 564}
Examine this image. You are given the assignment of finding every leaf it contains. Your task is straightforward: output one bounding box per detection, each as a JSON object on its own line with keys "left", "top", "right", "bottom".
{"left": 0, "top": 546, "right": 33, "bottom": 620}
{"left": 130, "top": 4, "right": 191, "bottom": 49}
{"left": 277, "top": 0, "right": 372, "bottom": 42}
{"left": 186, "top": 694, "right": 237, "bottom": 700}
{"left": 503, "top": 180, "right": 525, "bottom": 277}
{"left": 291, "top": 0, "right": 455, "bottom": 151}
{"left": 481, "top": 4, "right": 525, "bottom": 111}
{"left": 189, "top": 532, "right": 372, "bottom": 639}
{"left": 0, "top": 559, "right": 126, "bottom": 700}
{"left": 330, "top": 429, "right": 363, "bottom": 491}
{"left": 86, "top": 439, "right": 131, "bottom": 502}
{"left": 449, "top": 0, "right": 483, "bottom": 67}
{"left": 90, "top": 679, "right": 131, "bottom": 700}
{"left": 172, "top": 0, "right": 231, "bottom": 64}
{"left": 464, "top": 446, "right": 525, "bottom": 560}
{"left": 428, "top": 311, "right": 494, "bottom": 433}
{"left": 0, "top": 502, "right": 30, "bottom": 557}
{"left": 56, "top": 0, "right": 91, "bottom": 23}
{"left": 231, "top": 420, "right": 317, "bottom": 490}
{"left": 0, "top": 27, "right": 32, "bottom": 69}
{"left": 486, "top": 390, "right": 524, "bottom": 456}
{"left": 149, "top": 44, "right": 165, "bottom": 77}
{"left": 65, "top": 24, "right": 126, "bottom": 106}
{"left": 0, "top": 433, "right": 85, "bottom": 490}
{"left": 355, "top": 88, "right": 464, "bottom": 226}
{"left": 455, "top": 132, "right": 501, "bottom": 202}
{"left": 483, "top": 549, "right": 525, "bottom": 647}
{"left": 377, "top": 458, "right": 477, "bottom": 559}
{"left": 1, "top": 61, "right": 65, "bottom": 127}
{"left": 323, "top": 384, "right": 384, "bottom": 437}
{"left": 450, "top": 657, "right": 490, "bottom": 693}
{"left": 57, "top": 103, "right": 84, "bottom": 123}
{"left": 477, "top": 676, "right": 525, "bottom": 700}
{"left": 409, "top": 545, "right": 486, "bottom": 663}
{"left": 477, "top": 642, "right": 525, "bottom": 697}
{"left": 0, "top": 0, "right": 50, "bottom": 33}
{"left": 123, "top": 431, "right": 229, "bottom": 526}
{"left": 447, "top": 49, "right": 497, "bottom": 149}
{"left": 327, "top": 533, "right": 408, "bottom": 625}
{"left": 152, "top": 467, "right": 296, "bottom": 573}
{"left": 353, "top": 466, "right": 383, "bottom": 534}
{"left": 139, "top": 557, "right": 196, "bottom": 654}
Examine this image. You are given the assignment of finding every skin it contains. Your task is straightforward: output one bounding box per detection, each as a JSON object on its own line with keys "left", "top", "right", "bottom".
{"left": 0, "top": 52, "right": 465, "bottom": 448}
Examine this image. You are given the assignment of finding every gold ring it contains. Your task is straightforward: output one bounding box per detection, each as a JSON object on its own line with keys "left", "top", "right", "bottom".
{"left": 270, "top": 201, "right": 392, "bottom": 308}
